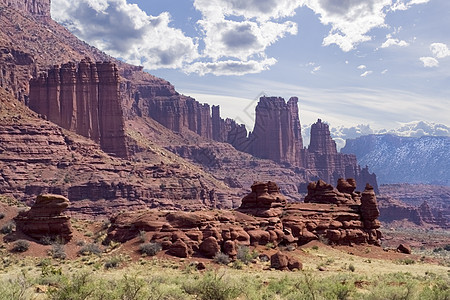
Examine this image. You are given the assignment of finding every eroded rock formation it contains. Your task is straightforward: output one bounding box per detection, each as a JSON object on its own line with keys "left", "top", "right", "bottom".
{"left": 304, "top": 179, "right": 360, "bottom": 205}
{"left": 106, "top": 180, "right": 382, "bottom": 262}
{"left": 248, "top": 96, "right": 303, "bottom": 164}
{"left": 0, "top": 0, "right": 50, "bottom": 19}
{"left": 14, "top": 194, "right": 73, "bottom": 242}
{"left": 239, "top": 181, "right": 287, "bottom": 217}
{"left": 29, "top": 59, "right": 128, "bottom": 157}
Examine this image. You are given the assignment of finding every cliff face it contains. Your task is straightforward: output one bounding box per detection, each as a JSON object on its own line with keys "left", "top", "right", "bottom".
{"left": 243, "top": 97, "right": 377, "bottom": 192}
{"left": 29, "top": 59, "right": 128, "bottom": 158}
{"left": 248, "top": 97, "right": 303, "bottom": 165}
{"left": 0, "top": 0, "right": 50, "bottom": 19}
{"left": 144, "top": 94, "right": 378, "bottom": 192}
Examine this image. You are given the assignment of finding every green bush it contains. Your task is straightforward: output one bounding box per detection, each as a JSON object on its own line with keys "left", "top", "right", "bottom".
{"left": 236, "top": 246, "right": 257, "bottom": 264}
{"left": 138, "top": 230, "right": 147, "bottom": 243}
{"left": 104, "top": 256, "right": 122, "bottom": 269}
{"left": 184, "top": 271, "right": 241, "bottom": 300}
{"left": 50, "top": 243, "right": 66, "bottom": 259}
{"left": 1, "top": 222, "right": 15, "bottom": 234}
{"left": 78, "top": 243, "right": 102, "bottom": 256}
{"left": 47, "top": 272, "right": 95, "bottom": 300}
{"left": 12, "top": 239, "right": 30, "bottom": 252}
{"left": 139, "top": 242, "right": 161, "bottom": 256}
{"left": 213, "top": 252, "right": 230, "bottom": 265}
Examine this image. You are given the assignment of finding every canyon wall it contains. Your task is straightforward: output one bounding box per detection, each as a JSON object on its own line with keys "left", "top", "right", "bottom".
{"left": 133, "top": 93, "right": 378, "bottom": 192}
{"left": 28, "top": 59, "right": 128, "bottom": 158}
{"left": 0, "top": 0, "right": 50, "bottom": 19}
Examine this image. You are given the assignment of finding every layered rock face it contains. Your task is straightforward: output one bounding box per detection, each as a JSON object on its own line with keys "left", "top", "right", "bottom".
{"left": 0, "top": 0, "right": 50, "bottom": 19}
{"left": 248, "top": 97, "right": 303, "bottom": 164}
{"left": 106, "top": 180, "right": 382, "bottom": 262}
{"left": 239, "top": 181, "right": 287, "bottom": 217}
{"left": 293, "top": 179, "right": 381, "bottom": 245}
{"left": 29, "top": 59, "right": 128, "bottom": 158}
{"left": 132, "top": 86, "right": 213, "bottom": 139}
{"left": 14, "top": 194, "right": 73, "bottom": 242}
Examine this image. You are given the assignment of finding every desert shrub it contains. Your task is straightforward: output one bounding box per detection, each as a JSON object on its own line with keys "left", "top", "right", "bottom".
{"left": 1, "top": 221, "right": 15, "bottom": 234}
{"left": 76, "top": 240, "right": 86, "bottom": 247}
{"left": 78, "top": 243, "right": 102, "bottom": 256}
{"left": 50, "top": 243, "right": 66, "bottom": 259}
{"left": 312, "top": 245, "right": 319, "bottom": 250}
{"left": 12, "top": 239, "right": 30, "bottom": 252}
{"left": 397, "top": 258, "right": 416, "bottom": 265}
{"left": 213, "top": 252, "right": 230, "bottom": 265}
{"left": 0, "top": 212, "right": 5, "bottom": 220}
{"left": 265, "top": 242, "right": 275, "bottom": 249}
{"left": 47, "top": 272, "right": 96, "bottom": 300}
{"left": 184, "top": 271, "right": 241, "bottom": 300}
{"left": 138, "top": 230, "right": 147, "bottom": 243}
{"left": 40, "top": 235, "right": 52, "bottom": 245}
{"left": 348, "top": 264, "right": 355, "bottom": 272}
{"left": 444, "top": 244, "right": 450, "bottom": 251}
{"left": 232, "top": 260, "right": 244, "bottom": 269}
{"left": 419, "top": 279, "right": 450, "bottom": 300}
{"left": 236, "top": 246, "right": 257, "bottom": 264}
{"left": 0, "top": 272, "right": 33, "bottom": 300}
{"left": 101, "top": 219, "right": 111, "bottom": 230}
{"left": 139, "top": 242, "right": 161, "bottom": 256}
{"left": 104, "top": 256, "right": 122, "bottom": 269}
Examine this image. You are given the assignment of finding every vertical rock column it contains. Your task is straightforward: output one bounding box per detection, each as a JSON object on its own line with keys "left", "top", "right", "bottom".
{"left": 97, "top": 62, "right": 128, "bottom": 158}
{"left": 47, "top": 67, "right": 61, "bottom": 125}
{"left": 59, "top": 62, "right": 77, "bottom": 131}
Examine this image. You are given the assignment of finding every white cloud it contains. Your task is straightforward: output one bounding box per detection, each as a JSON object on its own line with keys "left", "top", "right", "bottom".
{"left": 184, "top": 58, "right": 277, "bottom": 76}
{"left": 311, "top": 66, "right": 321, "bottom": 74}
{"left": 357, "top": 65, "right": 367, "bottom": 69}
{"left": 330, "top": 120, "right": 449, "bottom": 150}
{"left": 430, "top": 43, "right": 450, "bottom": 59}
{"left": 381, "top": 69, "right": 388, "bottom": 74}
{"left": 51, "top": 0, "right": 198, "bottom": 70}
{"left": 51, "top": 0, "right": 434, "bottom": 75}
{"left": 192, "top": 0, "right": 298, "bottom": 75}
{"left": 388, "top": 121, "right": 450, "bottom": 137}
{"left": 301, "top": 0, "right": 431, "bottom": 52}
{"left": 381, "top": 38, "right": 409, "bottom": 48}
{"left": 420, "top": 57, "right": 439, "bottom": 67}
{"left": 360, "top": 70, "right": 373, "bottom": 77}
{"left": 391, "top": 0, "right": 430, "bottom": 11}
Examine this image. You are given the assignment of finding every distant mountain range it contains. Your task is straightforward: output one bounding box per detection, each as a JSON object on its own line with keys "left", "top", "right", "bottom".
{"left": 341, "top": 134, "right": 450, "bottom": 186}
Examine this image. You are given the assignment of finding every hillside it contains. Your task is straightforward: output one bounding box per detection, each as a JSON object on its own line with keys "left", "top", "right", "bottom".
{"left": 341, "top": 134, "right": 450, "bottom": 186}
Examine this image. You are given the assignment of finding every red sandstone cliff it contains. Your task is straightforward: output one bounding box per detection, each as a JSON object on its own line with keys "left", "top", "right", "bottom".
{"left": 248, "top": 96, "right": 303, "bottom": 165}
{"left": 0, "top": 0, "right": 50, "bottom": 19}
{"left": 29, "top": 59, "right": 128, "bottom": 157}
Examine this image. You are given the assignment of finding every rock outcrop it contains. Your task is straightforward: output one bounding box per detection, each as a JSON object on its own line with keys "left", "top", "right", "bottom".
{"left": 0, "top": 0, "right": 50, "bottom": 19}
{"left": 239, "top": 181, "right": 287, "bottom": 217}
{"left": 106, "top": 180, "right": 382, "bottom": 262}
{"left": 304, "top": 179, "right": 360, "bottom": 205}
{"left": 295, "top": 179, "right": 381, "bottom": 245}
{"left": 29, "top": 59, "right": 128, "bottom": 158}
{"left": 14, "top": 194, "right": 73, "bottom": 242}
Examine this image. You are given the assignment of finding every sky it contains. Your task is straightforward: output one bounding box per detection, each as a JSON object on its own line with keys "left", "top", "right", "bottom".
{"left": 51, "top": 0, "right": 450, "bottom": 147}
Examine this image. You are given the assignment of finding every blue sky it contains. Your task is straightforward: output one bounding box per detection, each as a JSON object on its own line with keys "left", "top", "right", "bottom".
{"left": 51, "top": 0, "right": 449, "bottom": 146}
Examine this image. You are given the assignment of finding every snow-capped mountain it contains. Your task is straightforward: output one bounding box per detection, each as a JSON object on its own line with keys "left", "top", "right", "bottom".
{"left": 341, "top": 134, "right": 450, "bottom": 186}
